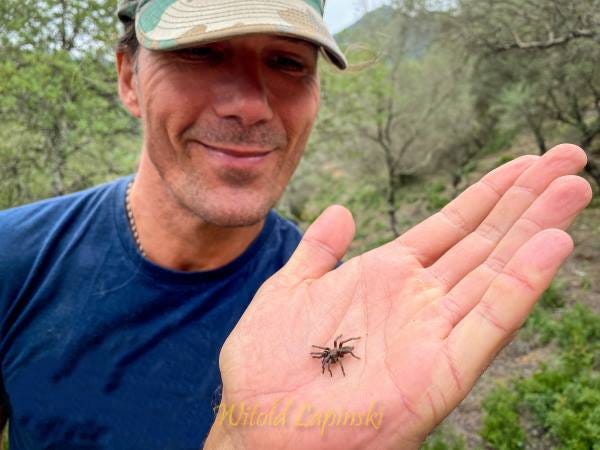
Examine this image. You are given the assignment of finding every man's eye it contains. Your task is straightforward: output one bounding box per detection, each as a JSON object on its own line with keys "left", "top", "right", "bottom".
{"left": 269, "top": 55, "right": 306, "bottom": 73}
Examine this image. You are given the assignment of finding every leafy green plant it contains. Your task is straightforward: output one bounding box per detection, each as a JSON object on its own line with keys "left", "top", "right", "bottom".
{"left": 521, "top": 282, "right": 565, "bottom": 345}
{"left": 480, "top": 128, "right": 519, "bottom": 156}
{"left": 425, "top": 181, "right": 450, "bottom": 211}
{"left": 495, "top": 154, "right": 514, "bottom": 166}
{"left": 422, "top": 425, "right": 467, "bottom": 450}
{"left": 537, "top": 282, "right": 566, "bottom": 310}
{"left": 481, "top": 304, "right": 600, "bottom": 449}
{"left": 481, "top": 384, "right": 526, "bottom": 449}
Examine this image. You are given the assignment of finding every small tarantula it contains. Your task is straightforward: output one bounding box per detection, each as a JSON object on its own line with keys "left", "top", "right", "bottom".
{"left": 311, "top": 334, "right": 361, "bottom": 377}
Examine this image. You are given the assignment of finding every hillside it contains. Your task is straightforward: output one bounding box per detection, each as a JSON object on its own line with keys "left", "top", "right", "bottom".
{"left": 334, "top": 5, "right": 442, "bottom": 58}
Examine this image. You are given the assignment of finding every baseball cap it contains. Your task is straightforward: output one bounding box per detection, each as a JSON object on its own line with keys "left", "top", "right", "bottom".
{"left": 117, "top": 0, "right": 347, "bottom": 70}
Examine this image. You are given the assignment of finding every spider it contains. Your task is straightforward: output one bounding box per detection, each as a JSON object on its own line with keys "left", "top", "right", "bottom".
{"left": 311, "top": 334, "right": 361, "bottom": 377}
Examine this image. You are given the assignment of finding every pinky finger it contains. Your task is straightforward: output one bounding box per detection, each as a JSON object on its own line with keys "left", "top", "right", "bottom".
{"left": 445, "top": 228, "right": 573, "bottom": 393}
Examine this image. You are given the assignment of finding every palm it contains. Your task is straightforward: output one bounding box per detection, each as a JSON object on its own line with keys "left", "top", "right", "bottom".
{"left": 213, "top": 145, "right": 591, "bottom": 449}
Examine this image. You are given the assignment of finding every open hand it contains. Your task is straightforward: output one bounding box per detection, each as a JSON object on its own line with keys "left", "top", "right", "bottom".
{"left": 205, "top": 144, "right": 592, "bottom": 450}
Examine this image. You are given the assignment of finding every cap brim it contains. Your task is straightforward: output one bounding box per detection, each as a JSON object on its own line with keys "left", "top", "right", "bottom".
{"left": 136, "top": 0, "right": 347, "bottom": 70}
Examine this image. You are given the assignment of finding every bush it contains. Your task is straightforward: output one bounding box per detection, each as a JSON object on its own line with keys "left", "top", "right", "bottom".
{"left": 481, "top": 304, "right": 600, "bottom": 449}
{"left": 481, "top": 384, "right": 526, "bottom": 449}
{"left": 521, "top": 282, "right": 565, "bottom": 345}
{"left": 425, "top": 181, "right": 450, "bottom": 211}
{"left": 422, "top": 425, "right": 468, "bottom": 450}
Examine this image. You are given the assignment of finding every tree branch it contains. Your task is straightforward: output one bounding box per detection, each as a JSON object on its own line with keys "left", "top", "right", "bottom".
{"left": 493, "top": 28, "right": 596, "bottom": 53}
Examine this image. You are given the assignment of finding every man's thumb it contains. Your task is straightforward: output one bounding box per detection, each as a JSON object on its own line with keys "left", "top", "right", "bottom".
{"left": 279, "top": 205, "right": 355, "bottom": 283}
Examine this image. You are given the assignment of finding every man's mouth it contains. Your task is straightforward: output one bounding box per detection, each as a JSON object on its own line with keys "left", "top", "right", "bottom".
{"left": 200, "top": 141, "right": 274, "bottom": 158}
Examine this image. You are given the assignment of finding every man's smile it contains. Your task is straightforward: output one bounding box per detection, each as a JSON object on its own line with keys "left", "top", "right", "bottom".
{"left": 201, "top": 141, "right": 275, "bottom": 158}
{"left": 194, "top": 141, "right": 277, "bottom": 170}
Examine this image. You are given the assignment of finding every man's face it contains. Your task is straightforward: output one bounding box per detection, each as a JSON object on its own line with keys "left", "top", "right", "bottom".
{"left": 123, "top": 34, "right": 320, "bottom": 227}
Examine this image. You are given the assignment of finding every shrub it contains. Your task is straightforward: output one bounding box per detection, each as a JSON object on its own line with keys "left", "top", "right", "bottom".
{"left": 422, "top": 425, "right": 468, "bottom": 450}
{"left": 481, "top": 384, "right": 526, "bottom": 449}
{"left": 481, "top": 304, "right": 600, "bottom": 449}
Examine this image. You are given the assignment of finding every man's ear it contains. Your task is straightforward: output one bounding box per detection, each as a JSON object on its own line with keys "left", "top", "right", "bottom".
{"left": 116, "top": 51, "right": 141, "bottom": 118}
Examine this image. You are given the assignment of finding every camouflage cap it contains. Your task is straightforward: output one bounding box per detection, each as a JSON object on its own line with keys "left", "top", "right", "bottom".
{"left": 117, "top": 0, "right": 347, "bottom": 70}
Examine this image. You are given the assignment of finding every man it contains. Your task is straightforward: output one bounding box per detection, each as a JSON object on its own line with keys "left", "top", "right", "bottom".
{"left": 0, "top": 0, "right": 592, "bottom": 449}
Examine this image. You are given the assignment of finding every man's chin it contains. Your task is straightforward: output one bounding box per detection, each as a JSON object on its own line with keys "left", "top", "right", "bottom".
{"left": 189, "top": 202, "right": 273, "bottom": 228}
{"left": 203, "top": 212, "right": 267, "bottom": 228}
{"left": 173, "top": 175, "right": 281, "bottom": 228}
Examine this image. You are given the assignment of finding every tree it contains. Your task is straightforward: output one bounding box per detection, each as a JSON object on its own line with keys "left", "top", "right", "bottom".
{"left": 305, "top": 10, "right": 477, "bottom": 237}
{"left": 390, "top": 0, "right": 600, "bottom": 188}
{"left": 456, "top": 0, "right": 600, "bottom": 187}
{"left": 458, "top": 0, "right": 599, "bottom": 53}
{"left": 0, "top": 0, "right": 139, "bottom": 208}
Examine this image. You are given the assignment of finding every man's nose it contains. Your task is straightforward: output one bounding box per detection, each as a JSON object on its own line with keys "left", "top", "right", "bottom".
{"left": 212, "top": 63, "right": 274, "bottom": 127}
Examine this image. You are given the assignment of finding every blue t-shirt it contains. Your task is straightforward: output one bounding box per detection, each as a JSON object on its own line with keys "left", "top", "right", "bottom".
{"left": 0, "top": 175, "right": 302, "bottom": 449}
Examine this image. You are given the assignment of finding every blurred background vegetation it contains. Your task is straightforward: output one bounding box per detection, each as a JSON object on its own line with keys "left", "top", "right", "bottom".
{"left": 1, "top": 0, "right": 598, "bottom": 448}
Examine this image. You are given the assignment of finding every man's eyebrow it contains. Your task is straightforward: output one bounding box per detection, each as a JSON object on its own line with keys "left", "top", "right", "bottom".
{"left": 272, "top": 36, "right": 319, "bottom": 51}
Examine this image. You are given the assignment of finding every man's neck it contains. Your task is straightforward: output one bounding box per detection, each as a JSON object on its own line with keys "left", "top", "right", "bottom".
{"left": 128, "top": 157, "right": 265, "bottom": 272}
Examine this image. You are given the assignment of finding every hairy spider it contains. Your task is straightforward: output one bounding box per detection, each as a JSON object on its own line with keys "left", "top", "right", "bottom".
{"left": 311, "top": 334, "right": 361, "bottom": 377}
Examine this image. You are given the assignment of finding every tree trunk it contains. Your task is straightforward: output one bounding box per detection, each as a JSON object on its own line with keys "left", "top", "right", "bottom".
{"left": 531, "top": 125, "right": 547, "bottom": 155}
{"left": 579, "top": 134, "right": 600, "bottom": 189}
{"left": 387, "top": 196, "right": 400, "bottom": 238}
{"left": 49, "top": 118, "right": 67, "bottom": 196}
{"left": 382, "top": 141, "right": 400, "bottom": 238}
{"left": 584, "top": 158, "right": 600, "bottom": 189}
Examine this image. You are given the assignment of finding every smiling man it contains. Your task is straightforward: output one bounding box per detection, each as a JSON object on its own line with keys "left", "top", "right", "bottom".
{"left": 0, "top": 1, "right": 593, "bottom": 449}
{"left": 117, "top": 0, "right": 341, "bottom": 272}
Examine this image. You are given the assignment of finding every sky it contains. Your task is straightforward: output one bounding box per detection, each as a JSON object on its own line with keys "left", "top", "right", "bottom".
{"left": 323, "top": 0, "right": 391, "bottom": 34}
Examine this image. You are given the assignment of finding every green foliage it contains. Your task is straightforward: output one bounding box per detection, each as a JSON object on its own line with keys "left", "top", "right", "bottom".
{"left": 422, "top": 425, "right": 467, "bottom": 450}
{"left": 495, "top": 154, "right": 514, "bottom": 166}
{"left": 481, "top": 384, "right": 526, "bottom": 449}
{"left": 480, "top": 128, "right": 519, "bottom": 156}
{"left": 425, "top": 181, "right": 450, "bottom": 211}
{"left": 522, "top": 282, "right": 566, "bottom": 345}
{"left": 0, "top": 0, "right": 138, "bottom": 208}
{"left": 482, "top": 303, "right": 600, "bottom": 449}
{"left": 306, "top": 6, "right": 483, "bottom": 236}
{"left": 458, "top": 0, "right": 600, "bottom": 185}
{"left": 518, "top": 366, "right": 600, "bottom": 450}
{"left": 538, "top": 282, "right": 566, "bottom": 310}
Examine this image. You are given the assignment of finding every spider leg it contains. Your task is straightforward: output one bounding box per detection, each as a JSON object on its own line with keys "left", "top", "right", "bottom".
{"left": 312, "top": 345, "right": 329, "bottom": 350}
{"left": 321, "top": 358, "right": 326, "bottom": 374}
{"left": 340, "top": 337, "right": 361, "bottom": 346}
{"left": 339, "top": 359, "right": 346, "bottom": 377}
{"left": 349, "top": 351, "right": 360, "bottom": 360}
{"left": 333, "top": 335, "right": 343, "bottom": 349}
{"left": 327, "top": 361, "right": 333, "bottom": 377}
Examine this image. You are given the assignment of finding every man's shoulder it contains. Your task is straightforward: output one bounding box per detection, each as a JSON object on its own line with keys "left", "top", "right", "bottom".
{"left": 0, "top": 177, "right": 129, "bottom": 233}
{"left": 0, "top": 176, "right": 131, "bottom": 310}
{"left": 0, "top": 176, "right": 130, "bottom": 271}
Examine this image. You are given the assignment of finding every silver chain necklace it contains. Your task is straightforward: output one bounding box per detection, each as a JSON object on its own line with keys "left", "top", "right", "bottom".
{"left": 125, "top": 179, "right": 147, "bottom": 257}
